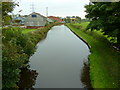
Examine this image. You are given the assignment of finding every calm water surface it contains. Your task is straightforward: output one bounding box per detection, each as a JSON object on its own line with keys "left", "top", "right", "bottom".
{"left": 19, "top": 25, "right": 91, "bottom": 88}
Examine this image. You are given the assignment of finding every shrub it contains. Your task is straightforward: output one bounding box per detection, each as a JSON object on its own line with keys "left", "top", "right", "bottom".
{"left": 2, "top": 27, "right": 35, "bottom": 88}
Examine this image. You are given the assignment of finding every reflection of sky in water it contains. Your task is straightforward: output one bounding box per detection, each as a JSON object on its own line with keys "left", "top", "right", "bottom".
{"left": 20, "top": 25, "right": 90, "bottom": 88}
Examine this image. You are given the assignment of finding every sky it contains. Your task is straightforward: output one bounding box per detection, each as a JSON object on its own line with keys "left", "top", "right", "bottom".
{"left": 13, "top": 0, "right": 90, "bottom": 19}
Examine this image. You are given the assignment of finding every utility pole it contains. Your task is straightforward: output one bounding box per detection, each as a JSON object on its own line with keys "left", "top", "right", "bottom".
{"left": 30, "top": 3, "right": 35, "bottom": 13}
{"left": 46, "top": 7, "right": 48, "bottom": 24}
{"left": 46, "top": 7, "right": 48, "bottom": 17}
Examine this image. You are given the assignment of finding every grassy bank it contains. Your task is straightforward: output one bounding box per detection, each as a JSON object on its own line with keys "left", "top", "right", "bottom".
{"left": 2, "top": 22, "right": 61, "bottom": 88}
{"left": 66, "top": 22, "right": 120, "bottom": 88}
{"left": 22, "top": 28, "right": 38, "bottom": 34}
{"left": 6, "top": 27, "right": 38, "bottom": 34}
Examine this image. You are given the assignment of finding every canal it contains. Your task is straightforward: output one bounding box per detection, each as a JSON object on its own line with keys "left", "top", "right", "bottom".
{"left": 18, "top": 25, "right": 91, "bottom": 88}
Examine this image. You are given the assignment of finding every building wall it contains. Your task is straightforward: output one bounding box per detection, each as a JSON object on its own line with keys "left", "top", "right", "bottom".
{"left": 25, "top": 13, "right": 47, "bottom": 26}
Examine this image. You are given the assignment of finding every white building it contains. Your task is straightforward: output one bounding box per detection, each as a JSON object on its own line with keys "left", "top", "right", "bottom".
{"left": 25, "top": 12, "right": 47, "bottom": 28}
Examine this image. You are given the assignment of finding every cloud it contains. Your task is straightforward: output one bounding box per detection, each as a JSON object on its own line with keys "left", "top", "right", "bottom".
{"left": 13, "top": 0, "right": 90, "bottom": 18}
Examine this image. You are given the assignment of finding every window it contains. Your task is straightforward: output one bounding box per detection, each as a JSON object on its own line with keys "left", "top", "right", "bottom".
{"left": 32, "top": 15, "right": 37, "bottom": 18}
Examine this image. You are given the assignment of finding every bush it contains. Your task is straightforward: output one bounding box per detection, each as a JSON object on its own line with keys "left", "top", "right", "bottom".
{"left": 2, "top": 27, "right": 35, "bottom": 88}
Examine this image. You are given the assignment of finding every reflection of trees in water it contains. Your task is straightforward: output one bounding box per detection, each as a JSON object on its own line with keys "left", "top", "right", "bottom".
{"left": 17, "top": 65, "right": 38, "bottom": 89}
{"left": 81, "top": 62, "right": 93, "bottom": 90}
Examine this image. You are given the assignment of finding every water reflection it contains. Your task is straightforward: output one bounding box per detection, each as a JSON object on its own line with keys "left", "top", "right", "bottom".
{"left": 28, "top": 25, "right": 91, "bottom": 88}
{"left": 18, "top": 65, "right": 38, "bottom": 88}
{"left": 81, "top": 61, "right": 93, "bottom": 90}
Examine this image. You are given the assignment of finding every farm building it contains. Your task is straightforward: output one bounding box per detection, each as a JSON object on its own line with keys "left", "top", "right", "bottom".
{"left": 48, "top": 16, "right": 63, "bottom": 22}
{"left": 25, "top": 12, "right": 47, "bottom": 29}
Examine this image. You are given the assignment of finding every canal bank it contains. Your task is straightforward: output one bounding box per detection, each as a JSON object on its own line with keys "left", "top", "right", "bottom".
{"left": 18, "top": 25, "right": 91, "bottom": 88}
{"left": 65, "top": 24, "right": 91, "bottom": 50}
{"left": 66, "top": 23, "right": 120, "bottom": 88}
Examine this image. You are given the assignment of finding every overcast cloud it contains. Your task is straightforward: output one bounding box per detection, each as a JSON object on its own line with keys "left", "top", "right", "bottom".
{"left": 13, "top": 0, "right": 90, "bottom": 18}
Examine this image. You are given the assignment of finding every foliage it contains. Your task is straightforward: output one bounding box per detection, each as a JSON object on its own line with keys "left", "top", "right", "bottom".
{"left": 64, "top": 16, "right": 81, "bottom": 23}
{"left": 2, "top": 1, "right": 18, "bottom": 25}
{"left": 2, "top": 27, "right": 35, "bottom": 88}
{"left": 64, "top": 16, "right": 71, "bottom": 23}
{"left": 85, "top": 2, "right": 120, "bottom": 44}
{"left": 75, "top": 16, "right": 81, "bottom": 23}
{"left": 13, "top": 20, "right": 21, "bottom": 23}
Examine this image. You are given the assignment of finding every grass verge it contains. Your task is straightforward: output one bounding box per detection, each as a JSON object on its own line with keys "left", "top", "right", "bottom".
{"left": 22, "top": 28, "right": 38, "bottom": 34}
{"left": 66, "top": 22, "right": 120, "bottom": 88}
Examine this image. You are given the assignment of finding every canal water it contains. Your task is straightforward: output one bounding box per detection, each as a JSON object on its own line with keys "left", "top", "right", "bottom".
{"left": 18, "top": 25, "right": 91, "bottom": 88}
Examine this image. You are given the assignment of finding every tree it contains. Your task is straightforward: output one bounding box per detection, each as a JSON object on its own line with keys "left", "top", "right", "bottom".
{"left": 13, "top": 19, "right": 21, "bottom": 24}
{"left": 2, "top": 1, "right": 18, "bottom": 25}
{"left": 76, "top": 16, "right": 81, "bottom": 23}
{"left": 64, "top": 16, "right": 71, "bottom": 23}
{"left": 85, "top": 2, "right": 120, "bottom": 44}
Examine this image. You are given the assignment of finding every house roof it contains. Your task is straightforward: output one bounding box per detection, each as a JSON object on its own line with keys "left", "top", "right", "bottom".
{"left": 28, "top": 12, "right": 46, "bottom": 18}
{"left": 48, "top": 16, "right": 62, "bottom": 22}
{"left": 47, "top": 18, "right": 54, "bottom": 22}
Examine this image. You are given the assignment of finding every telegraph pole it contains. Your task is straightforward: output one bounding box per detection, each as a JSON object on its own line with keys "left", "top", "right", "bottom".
{"left": 46, "top": 7, "right": 48, "bottom": 17}
{"left": 30, "top": 3, "right": 35, "bottom": 13}
{"left": 46, "top": 7, "right": 48, "bottom": 24}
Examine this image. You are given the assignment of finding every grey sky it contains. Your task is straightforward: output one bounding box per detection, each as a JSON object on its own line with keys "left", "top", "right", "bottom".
{"left": 13, "top": 0, "right": 90, "bottom": 18}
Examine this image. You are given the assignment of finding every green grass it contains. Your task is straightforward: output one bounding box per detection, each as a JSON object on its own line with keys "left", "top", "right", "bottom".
{"left": 21, "top": 28, "right": 38, "bottom": 33}
{"left": 66, "top": 22, "right": 120, "bottom": 88}
{"left": 6, "top": 26, "right": 38, "bottom": 34}
{"left": 74, "top": 22, "right": 90, "bottom": 28}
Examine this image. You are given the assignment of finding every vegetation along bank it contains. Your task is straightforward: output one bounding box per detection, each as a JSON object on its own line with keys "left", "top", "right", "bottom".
{"left": 2, "top": 22, "right": 61, "bottom": 88}
{"left": 66, "top": 22, "right": 120, "bottom": 88}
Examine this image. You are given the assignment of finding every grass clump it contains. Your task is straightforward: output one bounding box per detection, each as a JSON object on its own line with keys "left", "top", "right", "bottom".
{"left": 66, "top": 22, "right": 120, "bottom": 88}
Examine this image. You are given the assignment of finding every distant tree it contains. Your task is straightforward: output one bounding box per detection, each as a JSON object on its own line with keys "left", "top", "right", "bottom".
{"left": 85, "top": 2, "right": 120, "bottom": 44}
{"left": 13, "top": 19, "right": 21, "bottom": 23}
{"left": 76, "top": 16, "right": 81, "bottom": 23}
{"left": 65, "top": 16, "right": 71, "bottom": 23}
{"left": 23, "top": 15, "right": 28, "bottom": 17}
{"left": 72, "top": 16, "right": 75, "bottom": 18}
